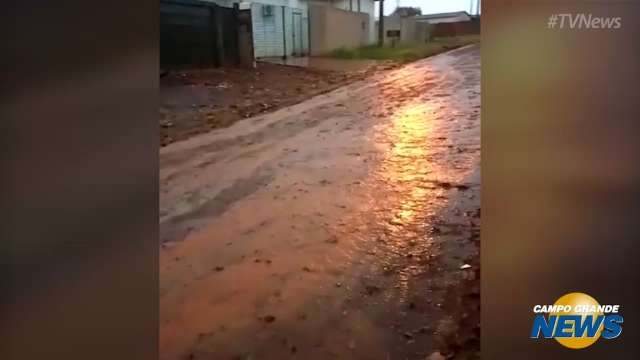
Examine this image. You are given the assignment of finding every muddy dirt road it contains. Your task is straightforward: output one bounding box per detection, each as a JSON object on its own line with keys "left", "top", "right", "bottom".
{"left": 160, "top": 45, "right": 481, "bottom": 360}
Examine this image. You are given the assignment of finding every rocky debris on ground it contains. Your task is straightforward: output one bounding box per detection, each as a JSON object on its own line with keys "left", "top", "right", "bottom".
{"left": 325, "top": 235, "right": 339, "bottom": 244}
{"left": 260, "top": 315, "right": 276, "bottom": 323}
{"left": 160, "top": 61, "right": 401, "bottom": 146}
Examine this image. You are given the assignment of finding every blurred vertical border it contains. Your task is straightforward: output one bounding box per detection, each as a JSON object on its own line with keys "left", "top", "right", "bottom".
{"left": 483, "top": 0, "right": 640, "bottom": 359}
{"left": 1, "top": 1, "right": 158, "bottom": 360}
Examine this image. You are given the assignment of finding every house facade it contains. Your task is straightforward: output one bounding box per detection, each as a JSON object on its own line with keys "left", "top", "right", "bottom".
{"left": 376, "top": 14, "right": 429, "bottom": 45}
{"left": 176, "top": 0, "right": 377, "bottom": 62}
{"left": 244, "top": 0, "right": 310, "bottom": 58}
{"left": 242, "top": 0, "right": 377, "bottom": 57}
{"left": 200, "top": 0, "right": 310, "bottom": 58}
{"left": 376, "top": 11, "right": 477, "bottom": 45}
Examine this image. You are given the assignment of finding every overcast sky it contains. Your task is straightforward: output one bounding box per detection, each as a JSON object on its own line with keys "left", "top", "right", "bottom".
{"left": 375, "top": 0, "right": 481, "bottom": 17}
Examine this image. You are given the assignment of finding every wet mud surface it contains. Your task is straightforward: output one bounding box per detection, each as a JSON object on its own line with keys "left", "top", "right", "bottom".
{"left": 160, "top": 44, "right": 481, "bottom": 360}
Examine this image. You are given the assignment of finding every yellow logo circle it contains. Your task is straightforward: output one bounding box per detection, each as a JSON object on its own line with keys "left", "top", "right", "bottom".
{"left": 551, "top": 292, "right": 604, "bottom": 349}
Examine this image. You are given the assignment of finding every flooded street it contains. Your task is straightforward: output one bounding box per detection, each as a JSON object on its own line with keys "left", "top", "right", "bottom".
{"left": 160, "top": 44, "right": 481, "bottom": 360}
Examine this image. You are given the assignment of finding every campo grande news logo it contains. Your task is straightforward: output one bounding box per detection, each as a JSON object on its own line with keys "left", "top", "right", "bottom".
{"left": 530, "top": 292, "right": 623, "bottom": 349}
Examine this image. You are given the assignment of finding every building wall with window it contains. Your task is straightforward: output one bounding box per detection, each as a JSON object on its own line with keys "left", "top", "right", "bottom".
{"left": 376, "top": 14, "right": 431, "bottom": 45}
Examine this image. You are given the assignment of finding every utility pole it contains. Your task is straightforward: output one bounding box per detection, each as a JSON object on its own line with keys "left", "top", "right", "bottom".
{"left": 378, "top": 0, "right": 384, "bottom": 46}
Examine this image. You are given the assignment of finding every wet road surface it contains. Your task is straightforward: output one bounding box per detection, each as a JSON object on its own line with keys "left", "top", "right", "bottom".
{"left": 160, "top": 44, "right": 481, "bottom": 360}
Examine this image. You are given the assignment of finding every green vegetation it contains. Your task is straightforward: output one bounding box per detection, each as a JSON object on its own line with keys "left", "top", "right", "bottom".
{"left": 327, "top": 35, "right": 480, "bottom": 62}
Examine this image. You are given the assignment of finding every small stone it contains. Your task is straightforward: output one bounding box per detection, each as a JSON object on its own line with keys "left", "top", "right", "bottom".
{"left": 364, "top": 285, "right": 381, "bottom": 296}
{"left": 326, "top": 236, "right": 339, "bottom": 244}
{"left": 426, "top": 351, "right": 446, "bottom": 360}
{"left": 417, "top": 326, "right": 430, "bottom": 334}
{"left": 348, "top": 339, "right": 356, "bottom": 350}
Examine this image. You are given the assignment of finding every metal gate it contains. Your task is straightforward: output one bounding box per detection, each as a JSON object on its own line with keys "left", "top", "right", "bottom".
{"left": 251, "top": 4, "right": 284, "bottom": 58}
{"left": 160, "top": 0, "right": 240, "bottom": 69}
{"left": 251, "top": 3, "right": 309, "bottom": 59}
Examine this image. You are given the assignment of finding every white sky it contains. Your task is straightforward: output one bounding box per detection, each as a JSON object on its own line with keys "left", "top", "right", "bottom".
{"left": 375, "top": 0, "right": 481, "bottom": 17}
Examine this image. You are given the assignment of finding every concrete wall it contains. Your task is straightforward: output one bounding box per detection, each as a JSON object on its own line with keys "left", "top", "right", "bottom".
{"left": 400, "top": 18, "right": 429, "bottom": 43}
{"left": 360, "top": 0, "right": 376, "bottom": 44}
{"left": 430, "top": 18, "right": 480, "bottom": 37}
{"left": 309, "top": 3, "right": 370, "bottom": 55}
{"left": 379, "top": 14, "right": 401, "bottom": 42}
{"left": 376, "top": 15, "right": 430, "bottom": 45}
{"left": 331, "top": 0, "right": 375, "bottom": 43}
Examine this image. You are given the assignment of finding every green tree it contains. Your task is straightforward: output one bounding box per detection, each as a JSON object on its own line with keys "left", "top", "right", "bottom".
{"left": 391, "top": 6, "right": 422, "bottom": 17}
